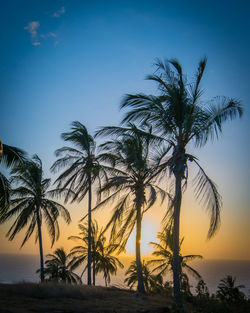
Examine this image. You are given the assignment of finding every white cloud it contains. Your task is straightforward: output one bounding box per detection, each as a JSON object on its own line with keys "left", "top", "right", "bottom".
{"left": 24, "top": 21, "right": 58, "bottom": 46}
{"left": 53, "top": 6, "right": 65, "bottom": 18}
{"left": 32, "top": 41, "right": 41, "bottom": 46}
{"left": 24, "top": 21, "right": 40, "bottom": 42}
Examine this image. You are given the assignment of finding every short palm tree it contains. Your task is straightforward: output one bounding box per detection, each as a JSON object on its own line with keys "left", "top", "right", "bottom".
{"left": 51, "top": 121, "right": 111, "bottom": 285}
{"left": 148, "top": 229, "right": 202, "bottom": 282}
{"left": 95, "top": 125, "right": 168, "bottom": 293}
{"left": 42, "top": 247, "right": 81, "bottom": 284}
{"left": 69, "top": 220, "right": 123, "bottom": 286}
{"left": 124, "top": 260, "right": 163, "bottom": 293}
{"left": 0, "top": 139, "right": 26, "bottom": 211}
{"left": 120, "top": 57, "right": 243, "bottom": 307}
{"left": 69, "top": 220, "right": 103, "bottom": 285}
{"left": 95, "top": 234, "right": 124, "bottom": 287}
{"left": 216, "top": 275, "right": 245, "bottom": 303}
{"left": 0, "top": 155, "right": 71, "bottom": 282}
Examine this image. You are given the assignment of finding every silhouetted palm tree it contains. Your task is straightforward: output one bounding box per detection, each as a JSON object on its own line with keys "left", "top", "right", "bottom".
{"left": 120, "top": 58, "right": 243, "bottom": 308}
{"left": 95, "top": 125, "right": 168, "bottom": 293}
{"left": 69, "top": 220, "right": 102, "bottom": 285}
{"left": 95, "top": 235, "right": 124, "bottom": 287}
{"left": 0, "top": 155, "right": 71, "bottom": 282}
{"left": 69, "top": 220, "right": 123, "bottom": 286}
{"left": 0, "top": 140, "right": 26, "bottom": 211}
{"left": 148, "top": 229, "right": 202, "bottom": 282}
{"left": 51, "top": 121, "right": 111, "bottom": 285}
{"left": 41, "top": 247, "right": 81, "bottom": 284}
{"left": 124, "top": 260, "right": 163, "bottom": 293}
{"left": 216, "top": 275, "right": 245, "bottom": 303}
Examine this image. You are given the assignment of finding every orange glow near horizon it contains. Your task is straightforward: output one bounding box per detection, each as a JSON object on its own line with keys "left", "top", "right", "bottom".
{"left": 1, "top": 185, "right": 249, "bottom": 261}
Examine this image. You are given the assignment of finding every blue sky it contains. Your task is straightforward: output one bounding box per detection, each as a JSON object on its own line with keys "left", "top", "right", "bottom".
{"left": 1, "top": 0, "right": 249, "bottom": 258}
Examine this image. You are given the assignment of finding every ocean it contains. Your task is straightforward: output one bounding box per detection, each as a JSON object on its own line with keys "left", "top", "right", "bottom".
{"left": 0, "top": 254, "right": 249, "bottom": 297}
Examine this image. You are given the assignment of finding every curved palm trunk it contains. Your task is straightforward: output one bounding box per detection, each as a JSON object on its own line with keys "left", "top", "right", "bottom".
{"left": 36, "top": 202, "right": 45, "bottom": 282}
{"left": 135, "top": 195, "right": 145, "bottom": 294}
{"left": 87, "top": 174, "right": 92, "bottom": 286}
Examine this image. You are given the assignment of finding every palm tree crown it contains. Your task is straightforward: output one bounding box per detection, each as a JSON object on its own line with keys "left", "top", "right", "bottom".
{"left": 42, "top": 248, "right": 81, "bottom": 284}
{"left": 124, "top": 260, "right": 163, "bottom": 293}
{"left": 216, "top": 275, "right": 245, "bottom": 303}
{"left": 148, "top": 229, "right": 202, "bottom": 279}
{"left": 0, "top": 155, "right": 71, "bottom": 281}
{"left": 0, "top": 140, "right": 26, "bottom": 211}
{"left": 69, "top": 220, "right": 123, "bottom": 286}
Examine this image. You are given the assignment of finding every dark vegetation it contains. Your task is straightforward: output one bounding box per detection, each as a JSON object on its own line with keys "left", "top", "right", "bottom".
{"left": 0, "top": 58, "right": 245, "bottom": 313}
{"left": 0, "top": 280, "right": 249, "bottom": 313}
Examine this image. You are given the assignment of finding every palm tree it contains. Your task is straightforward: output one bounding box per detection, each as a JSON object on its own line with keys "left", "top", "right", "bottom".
{"left": 0, "top": 155, "right": 71, "bottom": 282}
{"left": 95, "top": 125, "right": 168, "bottom": 293}
{"left": 124, "top": 260, "right": 163, "bottom": 293}
{"left": 41, "top": 248, "right": 81, "bottom": 284}
{"left": 69, "top": 220, "right": 102, "bottom": 285}
{"left": 51, "top": 121, "right": 111, "bottom": 285}
{"left": 148, "top": 229, "right": 202, "bottom": 284}
{"left": 0, "top": 139, "right": 26, "bottom": 211}
{"left": 120, "top": 57, "right": 243, "bottom": 308}
{"left": 69, "top": 220, "right": 123, "bottom": 286}
{"left": 216, "top": 275, "right": 245, "bottom": 303}
{"left": 94, "top": 234, "right": 124, "bottom": 287}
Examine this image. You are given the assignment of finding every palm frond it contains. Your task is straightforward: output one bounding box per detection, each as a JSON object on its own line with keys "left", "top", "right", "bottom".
{"left": 193, "top": 160, "right": 222, "bottom": 238}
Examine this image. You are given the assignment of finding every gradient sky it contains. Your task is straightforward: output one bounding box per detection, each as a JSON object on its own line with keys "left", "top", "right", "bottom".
{"left": 1, "top": 0, "right": 249, "bottom": 260}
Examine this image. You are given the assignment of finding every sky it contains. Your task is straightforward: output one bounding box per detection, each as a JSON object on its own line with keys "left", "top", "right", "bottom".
{"left": 0, "top": 0, "right": 249, "bottom": 260}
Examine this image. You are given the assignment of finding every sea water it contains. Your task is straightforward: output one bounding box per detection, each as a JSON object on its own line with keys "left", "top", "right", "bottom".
{"left": 0, "top": 254, "right": 249, "bottom": 297}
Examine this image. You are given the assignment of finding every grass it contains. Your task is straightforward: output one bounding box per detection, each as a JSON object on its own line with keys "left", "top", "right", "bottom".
{"left": 0, "top": 282, "right": 249, "bottom": 313}
{"left": 0, "top": 282, "right": 173, "bottom": 313}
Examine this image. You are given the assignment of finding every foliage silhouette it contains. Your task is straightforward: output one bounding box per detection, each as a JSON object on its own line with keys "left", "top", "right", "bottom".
{"left": 120, "top": 57, "right": 243, "bottom": 309}
{"left": 124, "top": 260, "right": 164, "bottom": 293}
{"left": 95, "top": 125, "right": 168, "bottom": 293}
{"left": 51, "top": 121, "right": 113, "bottom": 285}
{"left": 216, "top": 275, "right": 246, "bottom": 303}
{"left": 69, "top": 220, "right": 123, "bottom": 286}
{"left": 0, "top": 140, "right": 26, "bottom": 212}
{"left": 37, "top": 247, "right": 81, "bottom": 284}
{"left": 1, "top": 155, "right": 71, "bottom": 281}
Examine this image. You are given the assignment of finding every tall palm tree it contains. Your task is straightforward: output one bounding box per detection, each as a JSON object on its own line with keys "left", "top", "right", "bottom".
{"left": 148, "top": 229, "right": 202, "bottom": 282}
{"left": 51, "top": 121, "right": 111, "bottom": 285}
{"left": 120, "top": 58, "right": 243, "bottom": 308}
{"left": 0, "top": 155, "right": 71, "bottom": 282}
{"left": 94, "top": 125, "right": 168, "bottom": 293}
{"left": 69, "top": 220, "right": 123, "bottom": 286}
{"left": 0, "top": 139, "right": 26, "bottom": 211}
{"left": 40, "top": 247, "right": 81, "bottom": 284}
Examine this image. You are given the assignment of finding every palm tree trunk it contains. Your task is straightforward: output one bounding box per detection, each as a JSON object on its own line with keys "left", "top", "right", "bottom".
{"left": 93, "top": 251, "right": 96, "bottom": 286}
{"left": 104, "top": 271, "right": 108, "bottom": 287}
{"left": 36, "top": 201, "right": 45, "bottom": 282}
{"left": 135, "top": 197, "right": 145, "bottom": 293}
{"left": 172, "top": 173, "right": 184, "bottom": 311}
{"left": 87, "top": 174, "right": 92, "bottom": 286}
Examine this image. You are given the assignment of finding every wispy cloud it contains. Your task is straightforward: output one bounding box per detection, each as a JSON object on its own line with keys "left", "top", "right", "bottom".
{"left": 24, "top": 21, "right": 41, "bottom": 46}
{"left": 53, "top": 6, "right": 65, "bottom": 18}
{"left": 24, "top": 5, "right": 65, "bottom": 46}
